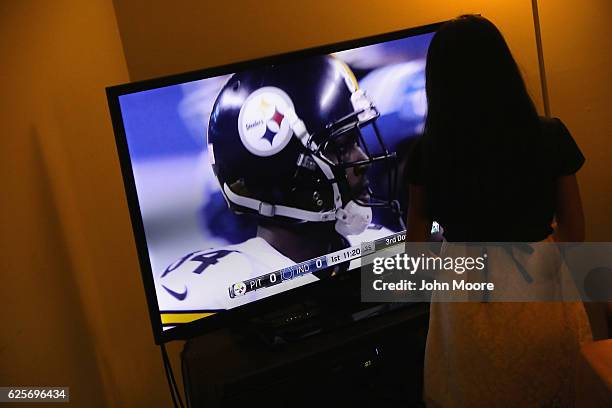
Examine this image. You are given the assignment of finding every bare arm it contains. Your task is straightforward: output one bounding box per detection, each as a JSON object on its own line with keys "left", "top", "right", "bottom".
{"left": 553, "top": 174, "right": 585, "bottom": 242}
{"left": 405, "top": 184, "right": 432, "bottom": 242}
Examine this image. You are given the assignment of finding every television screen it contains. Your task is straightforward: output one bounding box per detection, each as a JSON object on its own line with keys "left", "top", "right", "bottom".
{"left": 108, "top": 23, "right": 439, "bottom": 343}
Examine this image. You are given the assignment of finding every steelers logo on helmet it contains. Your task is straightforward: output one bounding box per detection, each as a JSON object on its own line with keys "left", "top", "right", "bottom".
{"left": 237, "top": 87, "right": 296, "bottom": 157}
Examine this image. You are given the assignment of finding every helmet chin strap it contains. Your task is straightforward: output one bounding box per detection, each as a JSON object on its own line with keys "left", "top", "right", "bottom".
{"left": 334, "top": 200, "right": 372, "bottom": 236}
{"left": 223, "top": 183, "right": 372, "bottom": 235}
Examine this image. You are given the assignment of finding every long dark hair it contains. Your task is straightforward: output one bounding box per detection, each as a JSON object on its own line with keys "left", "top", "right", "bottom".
{"left": 421, "top": 15, "right": 541, "bottom": 221}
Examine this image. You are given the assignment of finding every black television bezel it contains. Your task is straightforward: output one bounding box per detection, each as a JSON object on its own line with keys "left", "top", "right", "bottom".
{"left": 106, "top": 21, "right": 443, "bottom": 344}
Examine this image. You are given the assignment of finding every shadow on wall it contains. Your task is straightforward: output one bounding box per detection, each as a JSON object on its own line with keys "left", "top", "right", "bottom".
{"left": 0, "top": 127, "right": 108, "bottom": 406}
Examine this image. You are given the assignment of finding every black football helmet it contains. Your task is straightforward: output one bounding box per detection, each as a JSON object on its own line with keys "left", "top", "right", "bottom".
{"left": 207, "top": 55, "right": 399, "bottom": 235}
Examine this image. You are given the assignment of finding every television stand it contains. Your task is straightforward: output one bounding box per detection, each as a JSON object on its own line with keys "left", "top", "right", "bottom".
{"left": 181, "top": 302, "right": 429, "bottom": 407}
{"left": 243, "top": 300, "right": 412, "bottom": 346}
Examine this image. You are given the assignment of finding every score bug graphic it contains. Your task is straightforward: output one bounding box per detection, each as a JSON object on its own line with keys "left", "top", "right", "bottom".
{"left": 228, "top": 255, "right": 331, "bottom": 298}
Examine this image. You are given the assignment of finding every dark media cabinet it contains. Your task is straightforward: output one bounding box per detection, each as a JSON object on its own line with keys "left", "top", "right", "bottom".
{"left": 181, "top": 303, "right": 429, "bottom": 407}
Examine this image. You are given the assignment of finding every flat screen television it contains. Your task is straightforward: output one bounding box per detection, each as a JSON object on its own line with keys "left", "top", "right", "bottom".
{"left": 107, "top": 21, "right": 442, "bottom": 344}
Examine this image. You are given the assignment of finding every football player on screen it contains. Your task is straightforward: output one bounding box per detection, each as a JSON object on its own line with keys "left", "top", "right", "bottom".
{"left": 158, "top": 55, "right": 403, "bottom": 321}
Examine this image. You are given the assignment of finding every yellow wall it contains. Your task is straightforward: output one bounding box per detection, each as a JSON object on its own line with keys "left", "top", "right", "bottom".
{"left": 0, "top": 0, "right": 178, "bottom": 406}
{"left": 1, "top": 0, "right": 609, "bottom": 407}
{"left": 539, "top": 0, "right": 612, "bottom": 241}
{"left": 112, "top": 0, "right": 545, "bottom": 113}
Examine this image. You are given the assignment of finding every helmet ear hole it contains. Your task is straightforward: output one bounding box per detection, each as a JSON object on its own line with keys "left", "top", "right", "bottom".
{"left": 289, "top": 164, "right": 334, "bottom": 212}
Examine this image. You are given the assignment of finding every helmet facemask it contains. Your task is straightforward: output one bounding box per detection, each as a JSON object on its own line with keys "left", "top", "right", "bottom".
{"left": 300, "top": 93, "right": 402, "bottom": 234}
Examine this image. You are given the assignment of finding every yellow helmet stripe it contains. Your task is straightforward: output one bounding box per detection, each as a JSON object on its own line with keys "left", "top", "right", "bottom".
{"left": 330, "top": 54, "right": 359, "bottom": 91}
